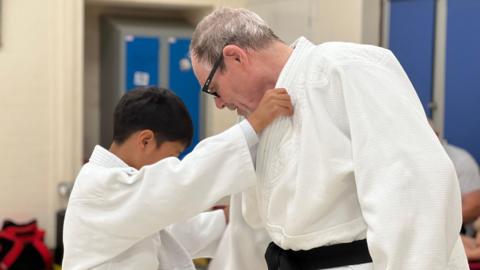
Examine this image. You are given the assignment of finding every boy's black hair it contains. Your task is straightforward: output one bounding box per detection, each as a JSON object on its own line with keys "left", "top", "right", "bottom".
{"left": 113, "top": 86, "right": 193, "bottom": 148}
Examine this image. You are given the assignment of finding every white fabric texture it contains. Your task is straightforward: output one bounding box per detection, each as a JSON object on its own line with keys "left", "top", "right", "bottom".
{"left": 238, "top": 119, "right": 260, "bottom": 149}
{"left": 243, "top": 37, "right": 467, "bottom": 269}
{"left": 62, "top": 123, "right": 256, "bottom": 270}
{"left": 208, "top": 193, "right": 271, "bottom": 270}
{"left": 208, "top": 117, "right": 268, "bottom": 270}
{"left": 165, "top": 210, "right": 226, "bottom": 259}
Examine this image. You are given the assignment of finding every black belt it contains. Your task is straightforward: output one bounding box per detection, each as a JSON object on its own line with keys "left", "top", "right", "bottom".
{"left": 265, "top": 239, "right": 372, "bottom": 270}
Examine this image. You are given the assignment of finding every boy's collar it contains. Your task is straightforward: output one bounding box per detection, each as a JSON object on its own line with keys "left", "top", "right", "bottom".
{"left": 89, "top": 145, "right": 131, "bottom": 169}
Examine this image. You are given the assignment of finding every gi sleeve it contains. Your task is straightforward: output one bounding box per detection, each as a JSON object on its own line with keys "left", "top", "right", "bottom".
{"left": 340, "top": 50, "right": 464, "bottom": 269}
{"left": 165, "top": 210, "right": 226, "bottom": 258}
{"left": 87, "top": 124, "right": 257, "bottom": 243}
{"left": 208, "top": 193, "right": 271, "bottom": 270}
{"left": 241, "top": 187, "right": 264, "bottom": 229}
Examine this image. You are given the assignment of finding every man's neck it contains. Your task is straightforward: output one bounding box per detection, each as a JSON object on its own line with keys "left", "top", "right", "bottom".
{"left": 257, "top": 41, "right": 294, "bottom": 90}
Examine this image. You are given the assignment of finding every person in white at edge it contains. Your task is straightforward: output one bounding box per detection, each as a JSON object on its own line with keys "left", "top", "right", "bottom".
{"left": 190, "top": 7, "right": 468, "bottom": 270}
{"left": 430, "top": 119, "right": 480, "bottom": 236}
{"left": 446, "top": 142, "right": 480, "bottom": 232}
{"left": 62, "top": 86, "right": 293, "bottom": 270}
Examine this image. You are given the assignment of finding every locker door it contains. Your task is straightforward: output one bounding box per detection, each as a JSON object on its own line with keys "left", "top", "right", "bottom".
{"left": 125, "top": 36, "right": 160, "bottom": 91}
{"left": 168, "top": 37, "right": 200, "bottom": 157}
{"left": 388, "top": 0, "right": 436, "bottom": 116}
{"left": 100, "top": 18, "right": 198, "bottom": 150}
{"left": 444, "top": 0, "right": 480, "bottom": 162}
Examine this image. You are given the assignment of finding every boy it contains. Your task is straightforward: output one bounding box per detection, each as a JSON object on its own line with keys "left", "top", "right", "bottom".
{"left": 62, "top": 86, "right": 292, "bottom": 269}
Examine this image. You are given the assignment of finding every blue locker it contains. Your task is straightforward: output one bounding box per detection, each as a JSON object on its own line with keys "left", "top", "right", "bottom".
{"left": 444, "top": 0, "right": 480, "bottom": 163}
{"left": 388, "top": 0, "right": 436, "bottom": 116}
{"left": 168, "top": 38, "right": 200, "bottom": 158}
{"left": 125, "top": 36, "right": 160, "bottom": 91}
{"left": 100, "top": 18, "right": 198, "bottom": 150}
{"left": 124, "top": 35, "right": 199, "bottom": 158}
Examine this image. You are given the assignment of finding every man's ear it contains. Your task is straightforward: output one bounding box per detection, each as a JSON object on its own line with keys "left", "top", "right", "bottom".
{"left": 138, "top": 130, "right": 155, "bottom": 150}
{"left": 223, "top": 45, "right": 248, "bottom": 66}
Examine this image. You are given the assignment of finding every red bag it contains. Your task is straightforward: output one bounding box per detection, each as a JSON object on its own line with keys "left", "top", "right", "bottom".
{"left": 0, "top": 220, "right": 52, "bottom": 270}
{"left": 470, "top": 261, "right": 480, "bottom": 270}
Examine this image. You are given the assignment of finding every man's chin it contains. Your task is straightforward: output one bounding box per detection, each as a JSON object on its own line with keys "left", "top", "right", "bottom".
{"left": 236, "top": 108, "right": 249, "bottom": 117}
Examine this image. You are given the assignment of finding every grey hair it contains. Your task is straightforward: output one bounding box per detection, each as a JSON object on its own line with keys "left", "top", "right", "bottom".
{"left": 190, "top": 7, "right": 281, "bottom": 70}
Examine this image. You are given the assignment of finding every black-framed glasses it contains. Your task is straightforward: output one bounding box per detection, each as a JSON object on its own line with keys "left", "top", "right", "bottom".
{"left": 201, "top": 53, "right": 224, "bottom": 98}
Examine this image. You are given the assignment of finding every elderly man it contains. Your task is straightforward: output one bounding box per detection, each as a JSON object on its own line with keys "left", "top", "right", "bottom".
{"left": 190, "top": 7, "right": 468, "bottom": 270}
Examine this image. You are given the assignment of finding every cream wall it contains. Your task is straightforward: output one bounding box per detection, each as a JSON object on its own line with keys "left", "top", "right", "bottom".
{"left": 0, "top": 0, "right": 83, "bottom": 247}
{"left": 247, "top": 0, "right": 381, "bottom": 45}
{"left": 0, "top": 0, "right": 50, "bottom": 233}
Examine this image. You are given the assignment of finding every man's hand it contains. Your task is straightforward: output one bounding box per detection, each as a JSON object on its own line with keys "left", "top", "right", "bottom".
{"left": 247, "top": 88, "right": 293, "bottom": 134}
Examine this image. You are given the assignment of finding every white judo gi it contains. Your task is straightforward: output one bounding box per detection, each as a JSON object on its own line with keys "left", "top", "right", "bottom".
{"left": 239, "top": 37, "right": 469, "bottom": 269}
{"left": 62, "top": 122, "right": 258, "bottom": 270}
{"left": 208, "top": 193, "right": 271, "bottom": 270}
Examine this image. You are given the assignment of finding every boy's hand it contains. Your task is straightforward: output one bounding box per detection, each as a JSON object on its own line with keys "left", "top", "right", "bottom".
{"left": 223, "top": 205, "right": 230, "bottom": 224}
{"left": 212, "top": 205, "right": 230, "bottom": 224}
{"left": 247, "top": 88, "right": 293, "bottom": 134}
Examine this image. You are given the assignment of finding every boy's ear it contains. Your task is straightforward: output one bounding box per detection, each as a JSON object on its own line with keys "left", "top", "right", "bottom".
{"left": 138, "top": 130, "right": 155, "bottom": 150}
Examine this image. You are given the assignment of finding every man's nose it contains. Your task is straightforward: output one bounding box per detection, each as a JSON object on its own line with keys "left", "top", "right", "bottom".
{"left": 214, "top": 97, "right": 226, "bottom": 109}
